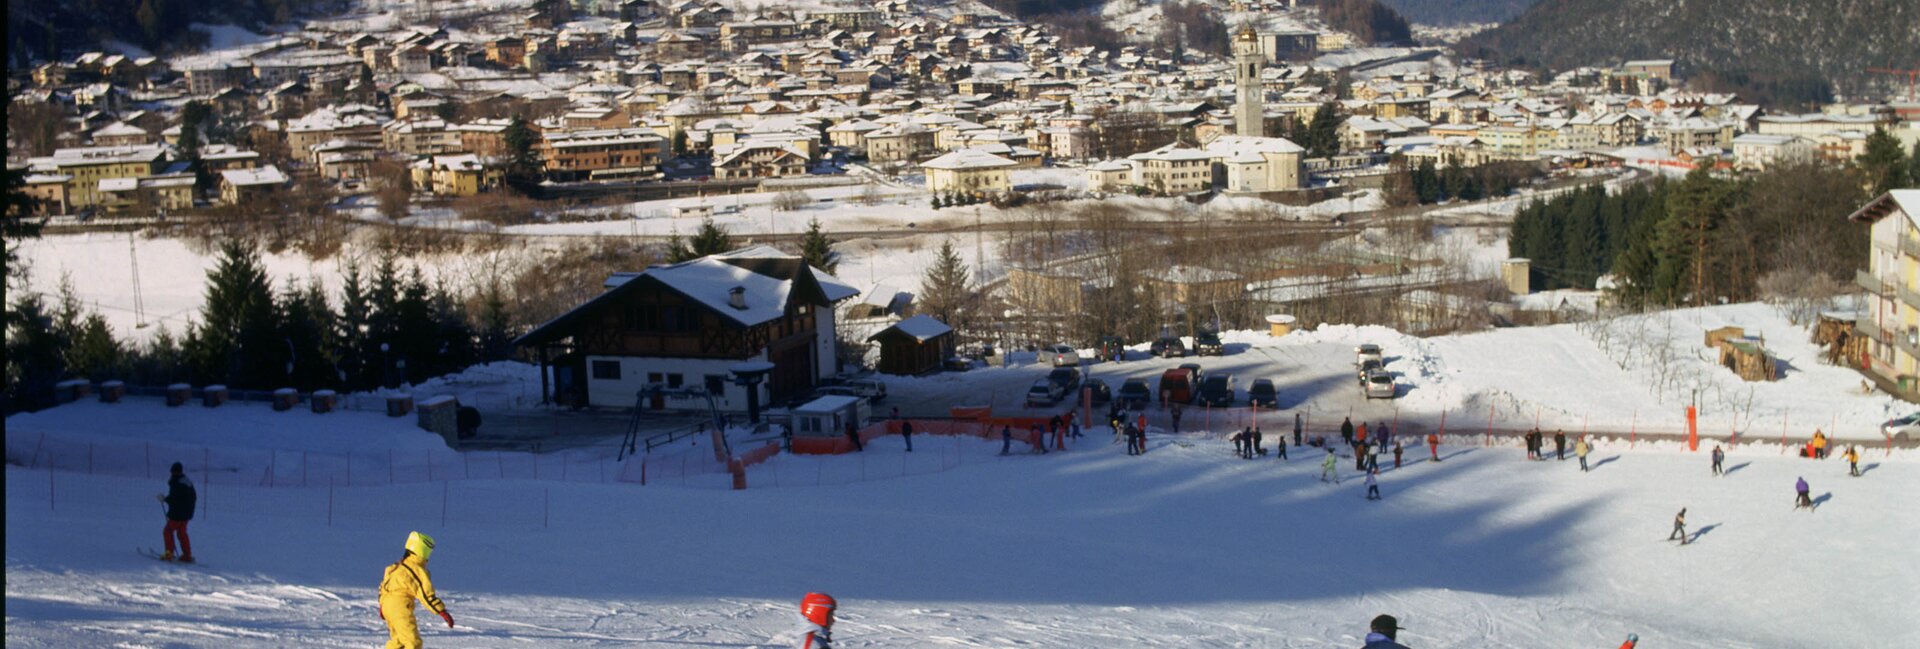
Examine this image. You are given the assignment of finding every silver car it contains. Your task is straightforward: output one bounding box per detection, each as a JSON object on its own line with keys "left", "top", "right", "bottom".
{"left": 1047, "top": 344, "right": 1081, "bottom": 367}
{"left": 1363, "top": 371, "right": 1396, "bottom": 399}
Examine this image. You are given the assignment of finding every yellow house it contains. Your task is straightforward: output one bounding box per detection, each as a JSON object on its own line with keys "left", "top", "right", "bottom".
{"left": 1848, "top": 190, "right": 1920, "bottom": 396}
{"left": 411, "top": 154, "right": 503, "bottom": 196}
{"left": 920, "top": 149, "right": 1015, "bottom": 194}
{"left": 25, "top": 144, "right": 169, "bottom": 208}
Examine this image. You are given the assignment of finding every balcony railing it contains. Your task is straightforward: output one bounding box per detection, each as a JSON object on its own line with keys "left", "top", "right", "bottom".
{"left": 1857, "top": 269, "right": 1888, "bottom": 295}
{"left": 1856, "top": 315, "right": 1920, "bottom": 363}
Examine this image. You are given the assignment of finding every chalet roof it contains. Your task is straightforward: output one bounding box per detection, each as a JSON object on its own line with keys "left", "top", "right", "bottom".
{"left": 869, "top": 314, "right": 951, "bottom": 343}
{"left": 515, "top": 250, "right": 858, "bottom": 347}
{"left": 1847, "top": 190, "right": 1920, "bottom": 228}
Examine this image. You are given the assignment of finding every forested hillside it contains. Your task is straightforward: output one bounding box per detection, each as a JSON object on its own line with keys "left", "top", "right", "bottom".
{"left": 1460, "top": 0, "right": 1920, "bottom": 107}
{"left": 8, "top": 0, "right": 330, "bottom": 63}
{"left": 1379, "top": 0, "right": 1538, "bottom": 26}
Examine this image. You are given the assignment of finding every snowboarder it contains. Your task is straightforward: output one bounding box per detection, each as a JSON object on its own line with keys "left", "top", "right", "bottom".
{"left": 1340, "top": 417, "right": 1355, "bottom": 447}
{"left": 1427, "top": 433, "right": 1440, "bottom": 462}
{"left": 1321, "top": 449, "right": 1340, "bottom": 484}
{"left": 1554, "top": 430, "right": 1567, "bottom": 461}
{"left": 380, "top": 531, "right": 452, "bottom": 649}
{"left": 1711, "top": 445, "right": 1724, "bottom": 476}
{"left": 1844, "top": 445, "right": 1860, "bottom": 477}
{"left": 1365, "top": 468, "right": 1381, "bottom": 501}
{"left": 844, "top": 421, "right": 863, "bottom": 452}
{"left": 900, "top": 420, "right": 913, "bottom": 452}
{"left": 1362, "top": 614, "right": 1411, "bottom": 649}
{"left": 1393, "top": 442, "right": 1403, "bottom": 469}
{"left": 1294, "top": 412, "right": 1304, "bottom": 448}
{"left": 1576, "top": 437, "right": 1591, "bottom": 472}
{"left": 1618, "top": 633, "right": 1639, "bottom": 649}
{"left": 1668, "top": 508, "right": 1688, "bottom": 544}
{"left": 797, "top": 592, "right": 836, "bottom": 649}
{"left": 1795, "top": 476, "right": 1812, "bottom": 510}
{"left": 155, "top": 461, "right": 195, "bottom": 563}
{"left": 1000, "top": 425, "right": 1013, "bottom": 456}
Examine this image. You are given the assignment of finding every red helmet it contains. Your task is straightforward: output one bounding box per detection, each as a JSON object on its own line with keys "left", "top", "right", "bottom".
{"left": 801, "top": 592, "right": 837, "bottom": 627}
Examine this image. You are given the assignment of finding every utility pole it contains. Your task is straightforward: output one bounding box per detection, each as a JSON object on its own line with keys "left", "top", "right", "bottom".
{"left": 129, "top": 232, "right": 148, "bottom": 329}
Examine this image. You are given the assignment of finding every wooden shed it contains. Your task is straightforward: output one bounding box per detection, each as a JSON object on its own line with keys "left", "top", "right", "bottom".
{"left": 1718, "top": 338, "right": 1778, "bottom": 382}
{"left": 867, "top": 315, "right": 954, "bottom": 376}
{"left": 1704, "top": 326, "right": 1745, "bottom": 349}
{"left": 1814, "top": 311, "right": 1868, "bottom": 367}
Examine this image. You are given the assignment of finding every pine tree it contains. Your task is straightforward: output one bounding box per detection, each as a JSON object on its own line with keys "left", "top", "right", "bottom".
{"left": 1858, "top": 127, "right": 1908, "bottom": 197}
{"left": 66, "top": 313, "right": 123, "bottom": 382}
{"left": 665, "top": 233, "right": 695, "bottom": 263}
{"left": 686, "top": 217, "right": 733, "bottom": 257}
{"left": 503, "top": 115, "right": 542, "bottom": 183}
{"left": 476, "top": 279, "right": 513, "bottom": 362}
{"left": 186, "top": 241, "right": 280, "bottom": 387}
{"left": 1413, "top": 159, "right": 1441, "bottom": 203}
{"left": 1305, "top": 102, "right": 1344, "bottom": 158}
{"left": 336, "top": 259, "right": 373, "bottom": 388}
{"left": 1561, "top": 187, "right": 1605, "bottom": 289}
{"left": 5, "top": 290, "right": 65, "bottom": 410}
{"left": 1656, "top": 167, "right": 1741, "bottom": 306}
{"left": 277, "top": 280, "right": 335, "bottom": 390}
{"left": 917, "top": 239, "right": 972, "bottom": 326}
{"left": 800, "top": 218, "right": 839, "bottom": 273}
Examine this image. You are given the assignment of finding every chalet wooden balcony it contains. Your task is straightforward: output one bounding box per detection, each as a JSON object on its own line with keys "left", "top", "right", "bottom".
{"left": 1855, "top": 315, "right": 1920, "bottom": 362}
{"left": 1861, "top": 269, "right": 1920, "bottom": 311}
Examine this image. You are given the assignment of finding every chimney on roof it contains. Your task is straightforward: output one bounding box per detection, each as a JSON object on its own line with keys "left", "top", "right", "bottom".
{"left": 728, "top": 285, "right": 747, "bottom": 309}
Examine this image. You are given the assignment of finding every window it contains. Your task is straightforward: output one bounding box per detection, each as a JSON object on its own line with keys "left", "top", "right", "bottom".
{"left": 647, "top": 372, "right": 664, "bottom": 384}
{"left": 705, "top": 374, "right": 726, "bottom": 396}
{"left": 666, "top": 373, "right": 684, "bottom": 388}
{"left": 591, "top": 360, "right": 621, "bottom": 380}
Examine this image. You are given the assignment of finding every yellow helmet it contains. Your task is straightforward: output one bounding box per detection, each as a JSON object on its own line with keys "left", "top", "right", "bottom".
{"left": 405, "top": 531, "right": 436, "bottom": 561}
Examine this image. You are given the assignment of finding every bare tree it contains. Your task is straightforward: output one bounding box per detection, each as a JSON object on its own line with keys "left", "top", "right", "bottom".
{"left": 771, "top": 189, "right": 810, "bottom": 212}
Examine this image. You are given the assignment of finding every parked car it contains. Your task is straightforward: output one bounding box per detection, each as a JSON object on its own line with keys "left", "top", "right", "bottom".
{"left": 1194, "top": 331, "right": 1225, "bottom": 356}
{"left": 1197, "top": 374, "right": 1235, "bottom": 407}
{"left": 1097, "top": 336, "right": 1127, "bottom": 362}
{"left": 1179, "top": 363, "right": 1206, "bottom": 387}
{"left": 1357, "top": 358, "right": 1383, "bottom": 383}
{"left": 1027, "top": 379, "right": 1067, "bottom": 406}
{"left": 943, "top": 356, "right": 974, "bottom": 372}
{"left": 839, "top": 378, "right": 887, "bottom": 402}
{"left": 1356, "top": 344, "right": 1384, "bottom": 367}
{"left": 1085, "top": 378, "right": 1113, "bottom": 404}
{"left": 1117, "top": 378, "right": 1153, "bottom": 409}
{"left": 1883, "top": 413, "right": 1920, "bottom": 440}
{"left": 1247, "top": 378, "right": 1279, "bottom": 409}
{"left": 1047, "top": 367, "right": 1083, "bottom": 394}
{"left": 1152, "top": 336, "right": 1188, "bottom": 358}
{"left": 1046, "top": 343, "right": 1080, "bottom": 367}
{"left": 1158, "top": 368, "right": 1196, "bottom": 404}
{"left": 1363, "top": 371, "right": 1396, "bottom": 399}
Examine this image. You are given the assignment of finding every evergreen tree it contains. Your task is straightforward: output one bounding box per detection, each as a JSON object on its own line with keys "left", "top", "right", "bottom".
{"left": 1857, "top": 128, "right": 1909, "bottom": 197}
{"left": 1561, "top": 187, "right": 1605, "bottom": 289}
{"left": 277, "top": 279, "right": 335, "bottom": 390}
{"left": 686, "top": 217, "right": 733, "bottom": 258}
{"left": 917, "top": 239, "right": 972, "bottom": 325}
{"left": 5, "top": 167, "right": 44, "bottom": 333}
{"left": 930, "top": 194, "right": 942, "bottom": 210}
{"left": 665, "top": 233, "right": 695, "bottom": 263}
{"left": 1441, "top": 164, "right": 1470, "bottom": 200}
{"left": 336, "top": 259, "right": 373, "bottom": 388}
{"left": 1304, "top": 102, "right": 1344, "bottom": 158}
{"left": 5, "top": 290, "right": 66, "bottom": 410}
{"left": 503, "top": 116, "right": 542, "bottom": 183}
{"left": 1655, "top": 167, "right": 1742, "bottom": 306}
{"left": 476, "top": 279, "right": 513, "bottom": 362}
{"left": 799, "top": 218, "right": 840, "bottom": 273}
{"left": 1909, "top": 142, "right": 1920, "bottom": 187}
{"left": 1413, "top": 159, "right": 1441, "bottom": 203}
{"left": 186, "top": 241, "right": 281, "bottom": 387}
{"left": 66, "top": 313, "right": 123, "bottom": 382}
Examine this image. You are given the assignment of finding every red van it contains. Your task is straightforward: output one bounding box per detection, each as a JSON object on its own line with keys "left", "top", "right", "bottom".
{"left": 1158, "top": 368, "right": 1195, "bottom": 404}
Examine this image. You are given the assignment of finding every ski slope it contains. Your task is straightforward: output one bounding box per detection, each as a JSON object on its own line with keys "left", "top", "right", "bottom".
{"left": 6, "top": 414, "right": 1916, "bottom": 648}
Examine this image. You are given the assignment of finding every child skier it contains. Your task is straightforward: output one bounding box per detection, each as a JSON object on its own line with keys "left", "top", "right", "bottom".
{"left": 1844, "top": 445, "right": 1860, "bottom": 477}
{"left": 1668, "top": 508, "right": 1688, "bottom": 544}
{"left": 1364, "top": 468, "right": 1381, "bottom": 501}
{"left": 155, "top": 461, "right": 196, "bottom": 562}
{"left": 797, "top": 592, "right": 836, "bottom": 649}
{"left": 380, "top": 531, "right": 452, "bottom": 649}
{"left": 1795, "top": 477, "right": 1812, "bottom": 510}
{"left": 1276, "top": 434, "right": 1288, "bottom": 460}
{"left": 1321, "top": 448, "right": 1339, "bottom": 484}
{"left": 1575, "top": 437, "right": 1591, "bottom": 472}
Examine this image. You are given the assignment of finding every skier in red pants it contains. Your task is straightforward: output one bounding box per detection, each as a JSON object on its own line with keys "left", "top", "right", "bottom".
{"left": 1426, "top": 433, "right": 1440, "bottom": 462}
{"left": 155, "top": 462, "right": 196, "bottom": 562}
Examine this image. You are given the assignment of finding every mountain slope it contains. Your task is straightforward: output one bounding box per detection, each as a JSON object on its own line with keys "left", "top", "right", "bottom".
{"left": 1461, "top": 0, "right": 1920, "bottom": 105}
{"left": 1380, "top": 0, "right": 1538, "bottom": 26}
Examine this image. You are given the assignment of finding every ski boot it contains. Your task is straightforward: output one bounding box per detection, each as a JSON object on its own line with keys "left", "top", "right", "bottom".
{"left": 160, "top": 551, "right": 176, "bottom": 561}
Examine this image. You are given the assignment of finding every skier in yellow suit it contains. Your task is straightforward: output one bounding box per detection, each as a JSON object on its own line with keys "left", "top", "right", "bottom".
{"left": 380, "top": 531, "right": 452, "bottom": 648}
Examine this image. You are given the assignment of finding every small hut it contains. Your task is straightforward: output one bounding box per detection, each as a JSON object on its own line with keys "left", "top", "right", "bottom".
{"left": 867, "top": 315, "right": 954, "bottom": 376}
{"left": 1717, "top": 337, "right": 1778, "bottom": 382}
{"left": 1704, "top": 326, "right": 1745, "bottom": 349}
{"left": 1814, "top": 311, "right": 1867, "bottom": 367}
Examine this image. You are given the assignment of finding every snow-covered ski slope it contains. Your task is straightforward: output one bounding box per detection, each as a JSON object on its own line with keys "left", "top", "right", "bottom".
{"left": 6, "top": 426, "right": 1915, "bottom": 648}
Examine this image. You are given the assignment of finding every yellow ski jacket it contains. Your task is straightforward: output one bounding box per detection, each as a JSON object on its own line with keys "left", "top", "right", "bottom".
{"left": 380, "top": 554, "right": 446, "bottom": 615}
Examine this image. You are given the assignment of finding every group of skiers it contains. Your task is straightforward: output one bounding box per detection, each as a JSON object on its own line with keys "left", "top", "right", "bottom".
{"left": 1522, "top": 428, "right": 1571, "bottom": 461}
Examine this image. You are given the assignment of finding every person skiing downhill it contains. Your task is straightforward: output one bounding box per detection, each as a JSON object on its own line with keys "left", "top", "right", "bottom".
{"left": 1668, "top": 508, "right": 1688, "bottom": 544}
{"left": 155, "top": 461, "right": 195, "bottom": 562}
{"left": 1711, "top": 444, "right": 1724, "bottom": 476}
{"left": 1321, "top": 449, "right": 1340, "bottom": 484}
{"left": 1364, "top": 468, "right": 1381, "bottom": 501}
{"left": 1576, "top": 437, "right": 1592, "bottom": 472}
{"left": 1844, "top": 445, "right": 1860, "bottom": 477}
{"left": 796, "top": 592, "right": 836, "bottom": 649}
{"left": 1795, "top": 477, "right": 1813, "bottom": 510}
{"left": 1361, "top": 614, "right": 1411, "bottom": 649}
{"left": 380, "top": 531, "right": 452, "bottom": 649}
